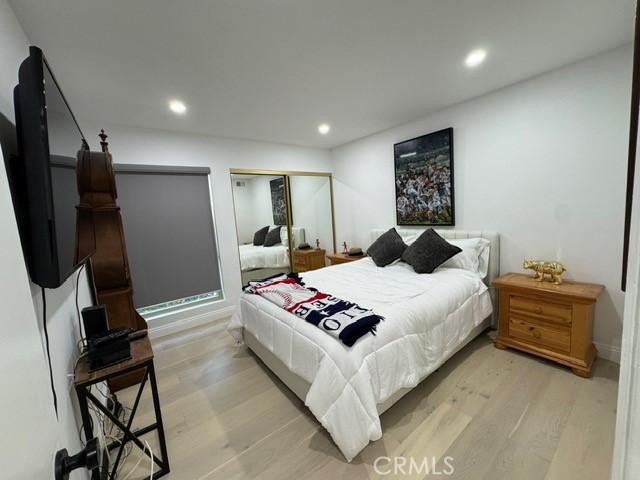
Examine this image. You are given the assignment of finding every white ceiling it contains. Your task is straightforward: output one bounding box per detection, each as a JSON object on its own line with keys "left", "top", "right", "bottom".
{"left": 10, "top": 0, "right": 635, "bottom": 148}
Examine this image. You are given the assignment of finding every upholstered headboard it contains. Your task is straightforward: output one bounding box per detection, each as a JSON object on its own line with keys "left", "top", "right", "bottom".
{"left": 284, "top": 226, "right": 305, "bottom": 247}
{"left": 370, "top": 228, "right": 500, "bottom": 324}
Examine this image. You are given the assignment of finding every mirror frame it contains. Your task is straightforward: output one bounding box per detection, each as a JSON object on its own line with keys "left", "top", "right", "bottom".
{"left": 229, "top": 168, "right": 337, "bottom": 277}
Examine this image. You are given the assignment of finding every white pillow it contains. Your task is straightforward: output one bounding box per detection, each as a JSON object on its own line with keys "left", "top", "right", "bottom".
{"left": 440, "top": 237, "right": 490, "bottom": 277}
{"left": 280, "top": 227, "right": 297, "bottom": 247}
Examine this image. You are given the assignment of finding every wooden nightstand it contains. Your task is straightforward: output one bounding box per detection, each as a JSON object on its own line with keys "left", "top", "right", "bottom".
{"left": 493, "top": 273, "right": 604, "bottom": 377}
{"left": 327, "top": 252, "right": 367, "bottom": 265}
{"left": 293, "top": 248, "right": 326, "bottom": 272}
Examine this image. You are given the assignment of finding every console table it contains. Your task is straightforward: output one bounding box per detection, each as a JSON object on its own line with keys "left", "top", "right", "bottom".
{"left": 74, "top": 336, "right": 169, "bottom": 479}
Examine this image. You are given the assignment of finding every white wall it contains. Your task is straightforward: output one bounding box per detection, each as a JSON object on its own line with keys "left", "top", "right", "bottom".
{"left": 231, "top": 178, "right": 255, "bottom": 244}
{"left": 0, "top": 2, "right": 92, "bottom": 478}
{"left": 81, "top": 120, "right": 331, "bottom": 324}
{"left": 331, "top": 45, "right": 633, "bottom": 360}
{"left": 612, "top": 119, "right": 640, "bottom": 478}
{"left": 290, "top": 175, "right": 333, "bottom": 251}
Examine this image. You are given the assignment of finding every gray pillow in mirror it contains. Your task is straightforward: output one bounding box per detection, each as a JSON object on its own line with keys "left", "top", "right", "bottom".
{"left": 263, "top": 226, "right": 282, "bottom": 247}
{"left": 401, "top": 228, "right": 462, "bottom": 274}
{"left": 253, "top": 226, "right": 270, "bottom": 246}
{"left": 367, "top": 228, "right": 408, "bottom": 267}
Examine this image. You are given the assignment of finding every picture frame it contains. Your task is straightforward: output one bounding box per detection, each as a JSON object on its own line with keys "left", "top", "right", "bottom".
{"left": 269, "top": 177, "right": 288, "bottom": 225}
{"left": 394, "top": 127, "right": 455, "bottom": 226}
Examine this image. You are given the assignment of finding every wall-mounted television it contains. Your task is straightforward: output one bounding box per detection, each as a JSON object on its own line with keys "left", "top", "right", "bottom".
{"left": 11, "top": 46, "right": 95, "bottom": 288}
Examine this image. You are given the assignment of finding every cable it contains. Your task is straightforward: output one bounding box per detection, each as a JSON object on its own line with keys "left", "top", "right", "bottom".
{"left": 75, "top": 263, "right": 86, "bottom": 351}
{"left": 121, "top": 441, "right": 149, "bottom": 480}
{"left": 41, "top": 287, "right": 58, "bottom": 419}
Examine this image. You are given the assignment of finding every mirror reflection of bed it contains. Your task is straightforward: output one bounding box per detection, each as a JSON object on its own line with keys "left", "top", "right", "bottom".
{"left": 230, "top": 170, "right": 336, "bottom": 285}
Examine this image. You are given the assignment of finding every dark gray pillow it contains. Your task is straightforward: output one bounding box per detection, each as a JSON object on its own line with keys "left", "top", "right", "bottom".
{"left": 253, "top": 226, "right": 270, "bottom": 246}
{"left": 401, "top": 228, "right": 462, "bottom": 274}
{"left": 367, "top": 228, "right": 408, "bottom": 267}
{"left": 263, "top": 226, "right": 282, "bottom": 247}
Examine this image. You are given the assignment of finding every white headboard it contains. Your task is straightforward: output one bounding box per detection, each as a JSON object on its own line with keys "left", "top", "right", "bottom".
{"left": 370, "top": 228, "right": 500, "bottom": 324}
{"left": 284, "top": 226, "right": 305, "bottom": 247}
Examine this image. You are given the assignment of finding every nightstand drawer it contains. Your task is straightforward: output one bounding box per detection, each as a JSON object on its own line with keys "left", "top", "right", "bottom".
{"left": 510, "top": 295, "right": 572, "bottom": 326}
{"left": 294, "top": 255, "right": 309, "bottom": 266}
{"left": 509, "top": 314, "right": 571, "bottom": 353}
{"left": 294, "top": 262, "right": 308, "bottom": 272}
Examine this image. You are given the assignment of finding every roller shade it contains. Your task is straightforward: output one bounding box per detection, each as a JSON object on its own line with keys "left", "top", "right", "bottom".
{"left": 114, "top": 164, "right": 221, "bottom": 308}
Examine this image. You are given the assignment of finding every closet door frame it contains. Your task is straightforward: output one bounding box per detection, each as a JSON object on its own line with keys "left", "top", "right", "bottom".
{"left": 229, "top": 168, "right": 337, "bottom": 272}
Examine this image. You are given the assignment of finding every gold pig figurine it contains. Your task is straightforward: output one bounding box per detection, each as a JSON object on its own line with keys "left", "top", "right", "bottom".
{"left": 523, "top": 259, "right": 566, "bottom": 285}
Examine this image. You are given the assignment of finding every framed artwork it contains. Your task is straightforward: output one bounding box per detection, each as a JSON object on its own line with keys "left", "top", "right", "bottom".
{"left": 394, "top": 127, "right": 455, "bottom": 226}
{"left": 269, "top": 177, "right": 288, "bottom": 225}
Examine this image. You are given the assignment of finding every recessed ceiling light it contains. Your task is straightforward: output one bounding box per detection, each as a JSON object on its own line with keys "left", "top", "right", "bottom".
{"left": 318, "top": 123, "right": 331, "bottom": 135}
{"left": 169, "top": 99, "right": 187, "bottom": 115}
{"left": 465, "top": 49, "right": 487, "bottom": 68}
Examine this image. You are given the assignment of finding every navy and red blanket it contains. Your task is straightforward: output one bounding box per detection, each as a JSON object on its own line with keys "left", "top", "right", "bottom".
{"left": 243, "top": 273, "right": 382, "bottom": 347}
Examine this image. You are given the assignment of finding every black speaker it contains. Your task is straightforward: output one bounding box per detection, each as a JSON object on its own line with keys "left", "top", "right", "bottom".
{"left": 81, "top": 305, "right": 109, "bottom": 340}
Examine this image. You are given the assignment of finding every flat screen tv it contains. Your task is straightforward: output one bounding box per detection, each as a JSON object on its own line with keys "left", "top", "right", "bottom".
{"left": 12, "top": 46, "right": 95, "bottom": 288}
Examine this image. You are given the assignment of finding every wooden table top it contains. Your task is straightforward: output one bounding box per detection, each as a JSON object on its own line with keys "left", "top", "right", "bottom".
{"left": 492, "top": 272, "right": 604, "bottom": 301}
{"left": 327, "top": 252, "right": 367, "bottom": 260}
{"left": 294, "top": 248, "right": 326, "bottom": 256}
{"left": 74, "top": 336, "right": 154, "bottom": 387}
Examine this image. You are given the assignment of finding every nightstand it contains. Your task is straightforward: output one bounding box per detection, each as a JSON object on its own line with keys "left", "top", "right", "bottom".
{"left": 493, "top": 273, "right": 604, "bottom": 377}
{"left": 293, "top": 248, "right": 326, "bottom": 272}
{"left": 327, "top": 252, "right": 367, "bottom": 265}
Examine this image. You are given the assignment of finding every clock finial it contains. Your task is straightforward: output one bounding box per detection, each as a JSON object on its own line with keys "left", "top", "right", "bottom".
{"left": 98, "top": 129, "right": 109, "bottom": 153}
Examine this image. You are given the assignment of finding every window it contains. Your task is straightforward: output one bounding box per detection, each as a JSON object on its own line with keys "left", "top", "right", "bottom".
{"left": 114, "top": 164, "right": 223, "bottom": 317}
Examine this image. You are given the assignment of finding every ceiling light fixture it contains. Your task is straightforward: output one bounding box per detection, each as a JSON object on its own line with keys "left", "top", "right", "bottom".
{"left": 464, "top": 49, "right": 487, "bottom": 68}
{"left": 169, "top": 99, "right": 187, "bottom": 115}
{"left": 318, "top": 123, "right": 331, "bottom": 135}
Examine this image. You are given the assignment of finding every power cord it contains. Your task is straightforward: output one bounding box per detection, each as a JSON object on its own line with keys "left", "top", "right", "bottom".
{"left": 41, "top": 286, "right": 58, "bottom": 419}
{"left": 75, "top": 263, "right": 86, "bottom": 352}
{"left": 121, "top": 440, "right": 155, "bottom": 480}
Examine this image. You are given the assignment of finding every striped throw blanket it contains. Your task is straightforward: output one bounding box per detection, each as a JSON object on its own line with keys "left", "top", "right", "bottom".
{"left": 244, "top": 273, "right": 382, "bottom": 347}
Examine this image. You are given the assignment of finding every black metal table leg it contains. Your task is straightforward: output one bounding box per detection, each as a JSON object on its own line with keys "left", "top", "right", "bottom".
{"left": 148, "top": 362, "right": 170, "bottom": 476}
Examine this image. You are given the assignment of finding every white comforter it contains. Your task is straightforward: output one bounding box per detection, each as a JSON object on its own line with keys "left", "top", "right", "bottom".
{"left": 227, "top": 258, "right": 492, "bottom": 461}
{"left": 238, "top": 244, "right": 289, "bottom": 271}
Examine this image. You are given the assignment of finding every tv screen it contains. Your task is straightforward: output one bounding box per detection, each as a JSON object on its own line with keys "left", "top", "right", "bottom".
{"left": 13, "top": 46, "right": 95, "bottom": 288}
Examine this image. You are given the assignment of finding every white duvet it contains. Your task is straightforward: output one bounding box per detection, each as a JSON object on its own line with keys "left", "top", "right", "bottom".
{"left": 227, "top": 257, "right": 493, "bottom": 461}
{"left": 238, "top": 244, "right": 289, "bottom": 271}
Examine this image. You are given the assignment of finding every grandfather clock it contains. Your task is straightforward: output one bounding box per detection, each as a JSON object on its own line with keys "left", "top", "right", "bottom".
{"left": 76, "top": 130, "right": 147, "bottom": 390}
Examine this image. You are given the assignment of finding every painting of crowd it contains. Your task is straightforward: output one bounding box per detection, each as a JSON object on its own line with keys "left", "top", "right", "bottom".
{"left": 394, "top": 128, "right": 454, "bottom": 225}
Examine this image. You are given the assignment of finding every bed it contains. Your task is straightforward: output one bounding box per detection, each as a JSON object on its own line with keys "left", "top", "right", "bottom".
{"left": 238, "top": 226, "right": 306, "bottom": 271}
{"left": 228, "top": 229, "right": 499, "bottom": 461}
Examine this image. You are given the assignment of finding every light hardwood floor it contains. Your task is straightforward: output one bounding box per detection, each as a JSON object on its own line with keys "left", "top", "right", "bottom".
{"left": 116, "top": 321, "right": 619, "bottom": 480}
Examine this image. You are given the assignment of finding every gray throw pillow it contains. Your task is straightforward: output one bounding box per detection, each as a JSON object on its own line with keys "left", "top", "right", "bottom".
{"left": 253, "top": 226, "right": 270, "bottom": 246}
{"left": 367, "top": 228, "right": 408, "bottom": 267}
{"left": 401, "top": 228, "right": 462, "bottom": 274}
{"left": 263, "top": 226, "right": 282, "bottom": 247}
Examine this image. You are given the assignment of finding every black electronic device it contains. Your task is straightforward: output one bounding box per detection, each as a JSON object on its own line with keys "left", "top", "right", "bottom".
{"left": 11, "top": 46, "right": 96, "bottom": 288}
{"left": 87, "top": 328, "right": 132, "bottom": 371}
{"left": 128, "top": 329, "right": 148, "bottom": 341}
{"left": 55, "top": 437, "right": 107, "bottom": 480}
{"left": 81, "top": 305, "right": 109, "bottom": 340}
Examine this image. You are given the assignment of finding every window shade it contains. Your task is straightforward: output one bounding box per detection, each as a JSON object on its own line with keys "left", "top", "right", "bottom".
{"left": 114, "top": 164, "right": 221, "bottom": 308}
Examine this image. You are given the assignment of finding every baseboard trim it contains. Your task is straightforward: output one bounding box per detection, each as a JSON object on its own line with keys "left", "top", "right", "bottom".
{"left": 148, "top": 305, "right": 236, "bottom": 339}
{"left": 595, "top": 341, "right": 621, "bottom": 364}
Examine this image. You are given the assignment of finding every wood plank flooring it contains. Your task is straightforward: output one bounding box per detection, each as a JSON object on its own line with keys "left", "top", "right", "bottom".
{"left": 115, "top": 321, "right": 619, "bottom": 480}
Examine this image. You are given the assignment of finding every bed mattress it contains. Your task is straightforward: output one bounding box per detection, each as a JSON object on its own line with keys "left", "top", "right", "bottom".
{"left": 227, "top": 257, "right": 493, "bottom": 461}
{"left": 238, "top": 244, "right": 289, "bottom": 271}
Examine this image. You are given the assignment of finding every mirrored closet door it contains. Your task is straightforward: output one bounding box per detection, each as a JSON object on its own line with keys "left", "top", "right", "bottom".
{"left": 230, "top": 169, "right": 335, "bottom": 285}
{"left": 288, "top": 174, "right": 335, "bottom": 272}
